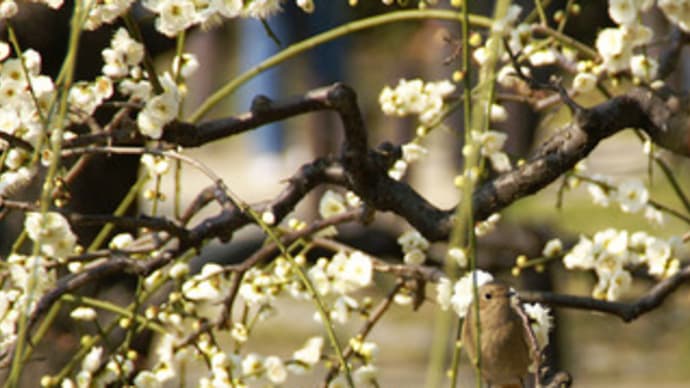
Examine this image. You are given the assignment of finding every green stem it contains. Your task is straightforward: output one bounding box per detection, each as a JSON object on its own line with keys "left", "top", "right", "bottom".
{"left": 62, "top": 294, "right": 166, "bottom": 334}
{"left": 6, "top": 3, "right": 84, "bottom": 386}
{"left": 248, "top": 207, "right": 355, "bottom": 388}
{"left": 534, "top": 0, "right": 548, "bottom": 26}
{"left": 187, "top": 9, "right": 492, "bottom": 123}
{"left": 532, "top": 24, "right": 598, "bottom": 59}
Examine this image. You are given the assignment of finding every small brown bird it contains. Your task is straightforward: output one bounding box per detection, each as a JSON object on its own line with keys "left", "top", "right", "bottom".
{"left": 462, "top": 282, "right": 532, "bottom": 388}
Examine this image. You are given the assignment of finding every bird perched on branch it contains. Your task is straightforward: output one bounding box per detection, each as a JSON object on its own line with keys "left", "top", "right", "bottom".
{"left": 462, "top": 282, "right": 533, "bottom": 388}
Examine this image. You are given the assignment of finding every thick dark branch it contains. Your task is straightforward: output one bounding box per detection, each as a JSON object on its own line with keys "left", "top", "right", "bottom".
{"left": 161, "top": 85, "right": 341, "bottom": 147}
{"left": 658, "top": 28, "right": 690, "bottom": 80}
{"left": 60, "top": 83, "right": 681, "bottom": 244}
{"left": 520, "top": 265, "right": 690, "bottom": 322}
{"left": 67, "top": 213, "right": 188, "bottom": 240}
{"left": 472, "top": 90, "right": 659, "bottom": 221}
{"left": 0, "top": 132, "right": 34, "bottom": 151}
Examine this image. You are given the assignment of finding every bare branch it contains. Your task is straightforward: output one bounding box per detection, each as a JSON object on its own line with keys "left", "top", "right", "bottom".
{"left": 520, "top": 265, "right": 690, "bottom": 322}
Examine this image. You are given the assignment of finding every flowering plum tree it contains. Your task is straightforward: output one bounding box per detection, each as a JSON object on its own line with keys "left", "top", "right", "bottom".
{"left": 0, "top": 0, "right": 689, "bottom": 387}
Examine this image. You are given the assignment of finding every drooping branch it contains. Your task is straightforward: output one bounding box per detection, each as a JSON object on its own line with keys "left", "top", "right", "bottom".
{"left": 520, "top": 265, "right": 690, "bottom": 322}
{"left": 59, "top": 83, "right": 684, "bottom": 245}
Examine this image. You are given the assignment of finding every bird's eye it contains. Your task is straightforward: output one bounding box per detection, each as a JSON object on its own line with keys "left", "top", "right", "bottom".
{"left": 483, "top": 292, "right": 492, "bottom": 300}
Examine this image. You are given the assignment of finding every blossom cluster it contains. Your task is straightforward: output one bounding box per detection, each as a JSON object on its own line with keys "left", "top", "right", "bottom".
{"left": 563, "top": 228, "right": 686, "bottom": 301}
{"left": 570, "top": 163, "right": 661, "bottom": 225}
{"left": 141, "top": 0, "right": 316, "bottom": 37}
{"left": 471, "top": 129, "right": 512, "bottom": 173}
{"left": 379, "top": 78, "right": 455, "bottom": 125}
{"left": 24, "top": 211, "right": 77, "bottom": 258}
{"left": 388, "top": 142, "right": 429, "bottom": 180}
{"left": 397, "top": 229, "right": 430, "bottom": 265}
{"left": 0, "top": 47, "right": 54, "bottom": 195}
{"left": 57, "top": 346, "right": 136, "bottom": 388}
{"left": 593, "top": 0, "right": 657, "bottom": 79}
{"left": 0, "top": 213, "right": 75, "bottom": 357}
{"left": 0, "top": 254, "right": 56, "bottom": 354}
{"left": 104, "top": 246, "right": 376, "bottom": 386}
{"left": 0, "top": 0, "right": 62, "bottom": 19}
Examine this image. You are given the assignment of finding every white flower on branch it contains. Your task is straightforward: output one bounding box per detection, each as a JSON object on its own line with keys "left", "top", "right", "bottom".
{"left": 542, "top": 238, "right": 563, "bottom": 258}
{"left": 137, "top": 74, "right": 180, "bottom": 139}
{"left": 264, "top": 355, "right": 287, "bottom": 383}
{"left": 573, "top": 72, "right": 597, "bottom": 94}
{"left": 70, "top": 306, "right": 98, "bottom": 322}
{"left": 659, "top": 0, "right": 690, "bottom": 32}
{"left": 24, "top": 212, "right": 77, "bottom": 258}
{"left": 523, "top": 302, "right": 553, "bottom": 349}
{"left": 596, "top": 27, "right": 631, "bottom": 73}
{"left": 319, "top": 190, "right": 346, "bottom": 219}
{"left": 450, "top": 270, "right": 494, "bottom": 318}
{"left": 616, "top": 179, "right": 649, "bottom": 213}
{"left": 630, "top": 54, "right": 658, "bottom": 82}
{"left": 378, "top": 78, "right": 455, "bottom": 125}
{"left": 293, "top": 336, "right": 323, "bottom": 366}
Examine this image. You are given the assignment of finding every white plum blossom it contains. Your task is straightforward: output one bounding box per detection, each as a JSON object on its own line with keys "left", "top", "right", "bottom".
{"left": 261, "top": 210, "right": 276, "bottom": 225}
{"left": 398, "top": 230, "right": 430, "bottom": 264}
{"left": 264, "top": 356, "right": 287, "bottom": 383}
{"left": 141, "top": 154, "right": 171, "bottom": 176}
{"left": 436, "top": 277, "right": 453, "bottom": 311}
{"left": 630, "top": 54, "right": 658, "bottom": 82}
{"left": 319, "top": 190, "right": 347, "bottom": 218}
{"left": 296, "top": 0, "right": 314, "bottom": 13}
{"left": 659, "top": 0, "right": 690, "bottom": 32}
{"left": 0, "top": 167, "right": 33, "bottom": 196}
{"left": 109, "top": 233, "right": 134, "bottom": 250}
{"left": 522, "top": 303, "right": 553, "bottom": 349}
{"left": 172, "top": 53, "right": 199, "bottom": 78}
{"left": 102, "top": 28, "right": 144, "bottom": 78}
{"left": 293, "top": 336, "right": 323, "bottom": 366}
{"left": 492, "top": 4, "right": 522, "bottom": 35}
{"left": 244, "top": 0, "right": 284, "bottom": 18}
{"left": 616, "top": 179, "right": 649, "bottom": 213}
{"left": 450, "top": 270, "right": 494, "bottom": 318}
{"left": 586, "top": 174, "right": 614, "bottom": 207}
{"left": 354, "top": 364, "right": 378, "bottom": 386}
{"left": 82, "top": 346, "right": 103, "bottom": 373}
{"left": 388, "top": 159, "right": 408, "bottom": 180}
{"left": 472, "top": 130, "right": 511, "bottom": 172}
{"left": 0, "top": 0, "right": 17, "bottom": 19}
{"left": 401, "top": 142, "right": 428, "bottom": 163}
{"left": 379, "top": 78, "right": 455, "bottom": 125}
{"left": 608, "top": 0, "right": 638, "bottom": 25}
{"left": 448, "top": 247, "right": 468, "bottom": 268}
{"left": 241, "top": 352, "right": 263, "bottom": 377}
{"left": 474, "top": 213, "right": 501, "bottom": 237}
{"left": 573, "top": 72, "right": 597, "bottom": 93}
{"left": 542, "top": 238, "right": 563, "bottom": 258}
{"left": 327, "top": 251, "right": 373, "bottom": 294}
{"left": 70, "top": 307, "right": 98, "bottom": 321}
{"left": 85, "top": 0, "right": 135, "bottom": 30}
{"left": 489, "top": 103, "right": 508, "bottom": 122}
{"left": 596, "top": 27, "right": 631, "bottom": 73}
{"left": 144, "top": 0, "right": 196, "bottom": 37}
{"left": 563, "top": 228, "right": 687, "bottom": 300}
{"left": 24, "top": 211, "right": 77, "bottom": 258}
{"left": 137, "top": 74, "right": 180, "bottom": 139}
